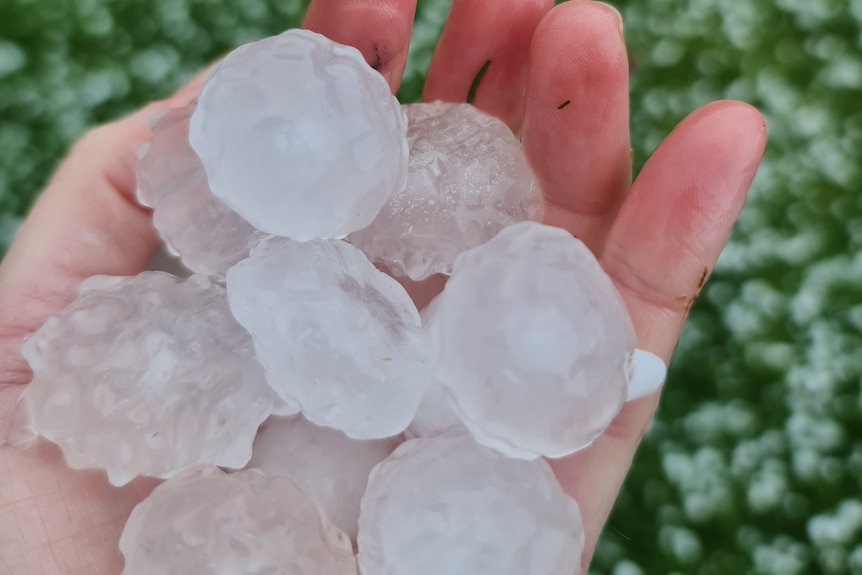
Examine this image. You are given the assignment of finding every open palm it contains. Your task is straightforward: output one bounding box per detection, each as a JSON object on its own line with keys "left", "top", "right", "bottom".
{"left": 0, "top": 1, "right": 766, "bottom": 573}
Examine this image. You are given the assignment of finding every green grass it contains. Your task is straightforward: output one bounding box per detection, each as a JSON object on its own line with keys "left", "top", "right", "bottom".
{"left": 1, "top": 1, "right": 861, "bottom": 573}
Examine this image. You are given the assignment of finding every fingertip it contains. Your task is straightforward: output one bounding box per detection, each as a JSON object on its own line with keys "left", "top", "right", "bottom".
{"left": 531, "top": 0, "right": 626, "bottom": 57}
{"left": 523, "top": 0, "right": 631, "bottom": 251}
{"left": 303, "top": 0, "right": 417, "bottom": 92}
{"left": 526, "top": 0, "right": 629, "bottom": 139}
{"left": 677, "top": 99, "right": 768, "bottom": 157}
{"left": 600, "top": 99, "right": 768, "bottom": 362}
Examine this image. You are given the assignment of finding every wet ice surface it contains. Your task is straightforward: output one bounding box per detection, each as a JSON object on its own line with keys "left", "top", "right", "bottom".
{"left": 137, "top": 106, "right": 260, "bottom": 278}
{"left": 8, "top": 28, "right": 658, "bottom": 575}
{"left": 190, "top": 29, "right": 408, "bottom": 241}
{"left": 226, "top": 237, "right": 432, "bottom": 439}
{"left": 246, "top": 414, "right": 401, "bottom": 541}
{"left": 120, "top": 466, "right": 357, "bottom": 575}
{"left": 357, "top": 432, "right": 584, "bottom": 575}
{"left": 405, "top": 380, "right": 465, "bottom": 439}
{"left": 426, "top": 221, "right": 636, "bottom": 460}
{"left": 12, "top": 272, "right": 289, "bottom": 486}
{"left": 350, "top": 102, "right": 542, "bottom": 281}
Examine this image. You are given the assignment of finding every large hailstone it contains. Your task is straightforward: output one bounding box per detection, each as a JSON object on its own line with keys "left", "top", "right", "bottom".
{"left": 357, "top": 432, "right": 584, "bottom": 575}
{"left": 11, "top": 272, "right": 291, "bottom": 486}
{"left": 136, "top": 106, "right": 260, "bottom": 277}
{"left": 409, "top": 297, "right": 667, "bottom": 439}
{"left": 189, "top": 29, "right": 408, "bottom": 241}
{"left": 119, "top": 466, "right": 357, "bottom": 575}
{"left": 426, "top": 221, "right": 636, "bottom": 460}
{"left": 226, "top": 237, "right": 432, "bottom": 439}
{"left": 246, "top": 415, "right": 400, "bottom": 541}
{"left": 349, "top": 102, "right": 542, "bottom": 281}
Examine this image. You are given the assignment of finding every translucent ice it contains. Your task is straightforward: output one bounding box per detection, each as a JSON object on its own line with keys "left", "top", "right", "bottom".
{"left": 190, "top": 29, "right": 408, "bottom": 241}
{"left": 13, "top": 272, "right": 291, "bottom": 486}
{"left": 404, "top": 381, "right": 464, "bottom": 439}
{"left": 349, "top": 102, "right": 542, "bottom": 281}
{"left": 246, "top": 414, "right": 400, "bottom": 541}
{"left": 357, "top": 432, "right": 584, "bottom": 575}
{"left": 136, "top": 106, "right": 260, "bottom": 277}
{"left": 135, "top": 107, "right": 200, "bottom": 210}
{"left": 405, "top": 298, "right": 464, "bottom": 438}
{"left": 120, "top": 466, "right": 357, "bottom": 575}
{"left": 426, "top": 221, "right": 636, "bottom": 459}
{"left": 226, "top": 237, "right": 432, "bottom": 439}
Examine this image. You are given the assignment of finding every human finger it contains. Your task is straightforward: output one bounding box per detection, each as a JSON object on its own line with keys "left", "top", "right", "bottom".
{"left": 549, "top": 101, "right": 768, "bottom": 571}
{"left": 423, "top": 0, "right": 553, "bottom": 132}
{"left": 522, "top": 1, "right": 631, "bottom": 254}
{"left": 303, "top": 0, "right": 418, "bottom": 92}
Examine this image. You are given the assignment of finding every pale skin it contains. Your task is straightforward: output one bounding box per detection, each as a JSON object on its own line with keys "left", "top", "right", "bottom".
{"left": 0, "top": 0, "right": 767, "bottom": 572}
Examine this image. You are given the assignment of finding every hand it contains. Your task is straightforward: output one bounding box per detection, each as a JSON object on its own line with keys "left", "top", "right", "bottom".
{"left": 0, "top": 1, "right": 767, "bottom": 572}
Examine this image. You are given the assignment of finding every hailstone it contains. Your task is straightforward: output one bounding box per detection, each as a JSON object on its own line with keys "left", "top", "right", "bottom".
{"left": 189, "top": 29, "right": 408, "bottom": 241}
{"left": 120, "top": 466, "right": 357, "bottom": 575}
{"left": 426, "top": 221, "right": 636, "bottom": 460}
{"left": 12, "top": 272, "right": 290, "bottom": 486}
{"left": 350, "top": 102, "right": 542, "bottom": 281}
{"left": 246, "top": 414, "right": 400, "bottom": 541}
{"left": 226, "top": 237, "right": 432, "bottom": 439}
{"left": 357, "top": 432, "right": 584, "bottom": 575}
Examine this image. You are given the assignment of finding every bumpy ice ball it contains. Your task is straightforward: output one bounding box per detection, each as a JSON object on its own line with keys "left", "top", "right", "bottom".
{"left": 226, "top": 237, "right": 432, "bottom": 439}
{"left": 350, "top": 102, "right": 542, "bottom": 281}
{"left": 357, "top": 432, "right": 584, "bottom": 575}
{"left": 120, "top": 466, "right": 357, "bottom": 575}
{"left": 14, "top": 272, "right": 287, "bottom": 486}
{"left": 247, "top": 414, "right": 400, "bottom": 541}
{"left": 189, "top": 29, "right": 408, "bottom": 241}
{"left": 426, "top": 221, "right": 636, "bottom": 459}
{"left": 137, "top": 106, "right": 260, "bottom": 278}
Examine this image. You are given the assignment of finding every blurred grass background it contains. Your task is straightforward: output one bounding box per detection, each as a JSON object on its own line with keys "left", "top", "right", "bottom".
{"left": 1, "top": 0, "right": 861, "bottom": 573}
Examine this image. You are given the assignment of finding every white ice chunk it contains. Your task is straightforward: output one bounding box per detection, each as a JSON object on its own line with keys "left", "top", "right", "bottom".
{"left": 350, "top": 102, "right": 542, "bottom": 281}
{"left": 404, "top": 381, "right": 464, "bottom": 439}
{"left": 120, "top": 466, "right": 357, "bottom": 575}
{"left": 246, "top": 415, "right": 400, "bottom": 541}
{"left": 190, "top": 30, "right": 408, "bottom": 241}
{"left": 137, "top": 106, "right": 262, "bottom": 278}
{"left": 426, "top": 221, "right": 636, "bottom": 460}
{"left": 405, "top": 293, "right": 463, "bottom": 438}
{"left": 226, "top": 237, "right": 432, "bottom": 439}
{"left": 13, "top": 272, "right": 292, "bottom": 486}
{"left": 626, "top": 348, "right": 667, "bottom": 401}
{"left": 357, "top": 432, "right": 584, "bottom": 575}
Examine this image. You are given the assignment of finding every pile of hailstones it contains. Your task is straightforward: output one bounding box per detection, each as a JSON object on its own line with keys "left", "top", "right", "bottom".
{"left": 9, "top": 30, "right": 666, "bottom": 574}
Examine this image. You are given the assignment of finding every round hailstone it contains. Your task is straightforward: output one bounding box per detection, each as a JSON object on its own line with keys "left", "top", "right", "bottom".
{"left": 357, "top": 432, "right": 584, "bottom": 575}
{"left": 349, "top": 101, "right": 542, "bottom": 281}
{"left": 226, "top": 237, "right": 432, "bottom": 439}
{"left": 426, "top": 221, "right": 636, "bottom": 460}
{"left": 120, "top": 466, "right": 357, "bottom": 575}
{"left": 189, "top": 29, "right": 408, "bottom": 241}
{"left": 136, "top": 106, "right": 261, "bottom": 277}
{"left": 13, "top": 272, "right": 293, "bottom": 486}
{"left": 136, "top": 106, "right": 200, "bottom": 210}
{"left": 246, "top": 414, "right": 401, "bottom": 541}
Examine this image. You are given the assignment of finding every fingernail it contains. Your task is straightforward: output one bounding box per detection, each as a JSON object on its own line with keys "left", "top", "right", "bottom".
{"left": 594, "top": 2, "right": 625, "bottom": 40}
